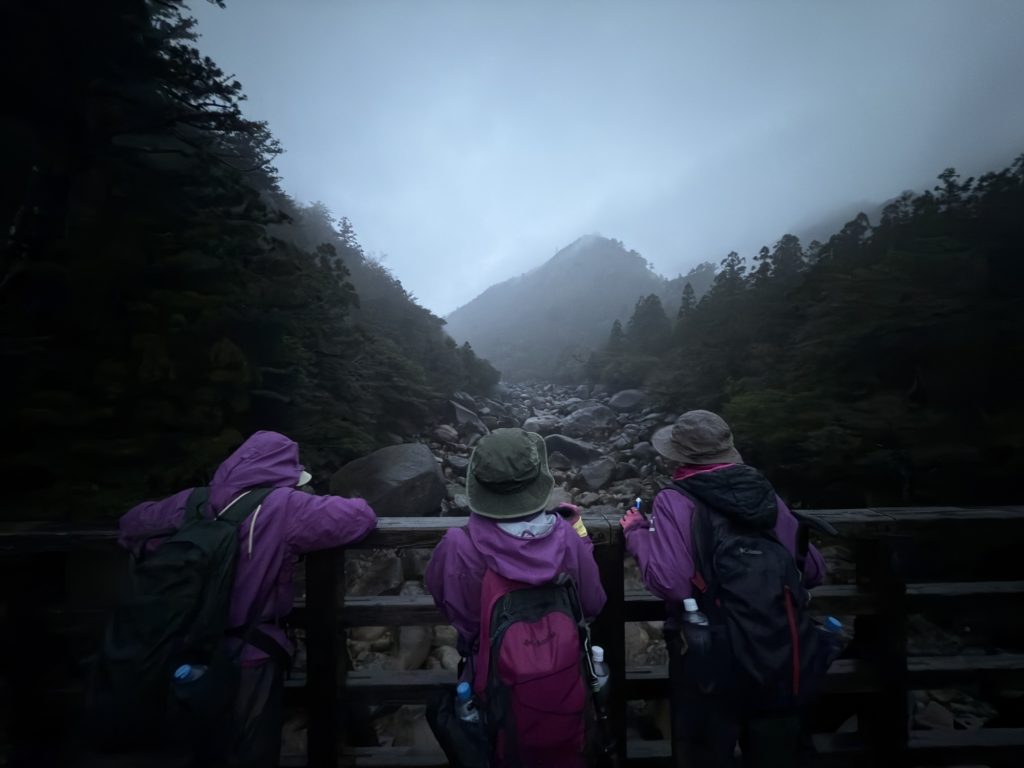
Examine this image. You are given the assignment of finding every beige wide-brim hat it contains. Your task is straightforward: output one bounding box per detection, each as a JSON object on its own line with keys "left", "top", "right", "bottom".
{"left": 651, "top": 410, "right": 743, "bottom": 465}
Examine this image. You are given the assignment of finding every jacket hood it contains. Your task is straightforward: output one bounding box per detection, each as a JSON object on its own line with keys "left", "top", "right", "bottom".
{"left": 209, "top": 431, "right": 306, "bottom": 511}
{"left": 677, "top": 464, "right": 777, "bottom": 529}
{"left": 466, "top": 512, "right": 571, "bottom": 585}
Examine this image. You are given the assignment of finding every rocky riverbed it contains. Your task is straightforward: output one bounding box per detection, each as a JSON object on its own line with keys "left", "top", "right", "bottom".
{"left": 284, "top": 382, "right": 1015, "bottom": 753}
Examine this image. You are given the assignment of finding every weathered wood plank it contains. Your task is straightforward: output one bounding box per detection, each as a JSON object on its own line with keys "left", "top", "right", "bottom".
{"left": 341, "top": 747, "right": 448, "bottom": 767}
{"left": 908, "top": 727, "right": 1024, "bottom": 766}
{"left": 340, "top": 595, "right": 443, "bottom": 627}
{"left": 907, "top": 653, "right": 1024, "bottom": 688}
{"left": 4, "top": 506, "right": 1022, "bottom": 550}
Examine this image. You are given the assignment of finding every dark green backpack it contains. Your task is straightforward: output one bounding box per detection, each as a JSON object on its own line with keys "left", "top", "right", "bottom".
{"left": 87, "top": 486, "right": 273, "bottom": 751}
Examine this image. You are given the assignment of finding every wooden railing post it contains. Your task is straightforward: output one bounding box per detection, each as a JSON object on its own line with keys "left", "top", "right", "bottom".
{"left": 306, "top": 547, "right": 343, "bottom": 768}
{"left": 589, "top": 515, "right": 627, "bottom": 764}
{"left": 855, "top": 538, "right": 908, "bottom": 765}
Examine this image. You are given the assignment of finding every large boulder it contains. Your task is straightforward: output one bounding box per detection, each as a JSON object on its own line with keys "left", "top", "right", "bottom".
{"left": 578, "top": 457, "right": 617, "bottom": 491}
{"left": 450, "top": 400, "right": 489, "bottom": 437}
{"left": 522, "top": 414, "right": 561, "bottom": 435}
{"left": 330, "top": 443, "right": 446, "bottom": 517}
{"left": 609, "top": 389, "right": 647, "bottom": 412}
{"left": 544, "top": 434, "right": 603, "bottom": 465}
{"left": 560, "top": 405, "right": 619, "bottom": 438}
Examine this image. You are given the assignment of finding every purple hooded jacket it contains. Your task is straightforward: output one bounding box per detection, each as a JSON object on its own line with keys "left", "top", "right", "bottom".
{"left": 425, "top": 511, "right": 607, "bottom": 653}
{"left": 118, "top": 431, "right": 377, "bottom": 664}
{"left": 626, "top": 464, "right": 826, "bottom": 614}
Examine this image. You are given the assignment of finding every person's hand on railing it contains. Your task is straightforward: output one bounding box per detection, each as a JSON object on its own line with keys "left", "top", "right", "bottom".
{"left": 553, "top": 503, "right": 588, "bottom": 538}
{"left": 619, "top": 507, "right": 646, "bottom": 534}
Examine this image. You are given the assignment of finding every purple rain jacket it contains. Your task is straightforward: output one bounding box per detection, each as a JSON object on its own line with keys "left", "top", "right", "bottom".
{"left": 425, "top": 511, "right": 607, "bottom": 652}
{"left": 118, "top": 430, "right": 377, "bottom": 664}
{"left": 625, "top": 464, "right": 826, "bottom": 616}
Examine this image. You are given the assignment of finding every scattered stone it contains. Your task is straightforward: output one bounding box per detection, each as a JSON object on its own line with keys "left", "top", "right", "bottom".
{"left": 522, "top": 414, "right": 561, "bottom": 435}
{"left": 547, "top": 450, "right": 572, "bottom": 470}
{"left": 431, "top": 424, "right": 460, "bottom": 445}
{"left": 560, "top": 405, "right": 619, "bottom": 438}
{"left": 446, "top": 454, "right": 470, "bottom": 478}
{"left": 346, "top": 550, "right": 404, "bottom": 596}
{"left": 544, "top": 434, "right": 602, "bottom": 465}
{"left": 450, "top": 400, "right": 489, "bottom": 437}
{"left": 609, "top": 389, "right": 647, "bottom": 412}
{"left": 547, "top": 485, "right": 575, "bottom": 508}
{"left": 578, "top": 457, "right": 617, "bottom": 491}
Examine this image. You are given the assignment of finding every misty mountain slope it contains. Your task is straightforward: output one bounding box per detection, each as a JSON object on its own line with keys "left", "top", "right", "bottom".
{"left": 444, "top": 235, "right": 711, "bottom": 380}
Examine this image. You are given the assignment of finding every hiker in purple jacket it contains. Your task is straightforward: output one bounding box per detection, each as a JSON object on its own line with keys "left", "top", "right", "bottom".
{"left": 620, "top": 411, "right": 827, "bottom": 768}
{"left": 118, "top": 430, "right": 377, "bottom": 768}
{"left": 425, "top": 428, "right": 606, "bottom": 766}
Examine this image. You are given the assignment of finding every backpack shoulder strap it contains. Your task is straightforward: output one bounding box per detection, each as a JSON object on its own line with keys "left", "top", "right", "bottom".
{"left": 215, "top": 486, "right": 275, "bottom": 526}
{"left": 666, "top": 481, "right": 716, "bottom": 596}
{"left": 183, "top": 486, "right": 211, "bottom": 522}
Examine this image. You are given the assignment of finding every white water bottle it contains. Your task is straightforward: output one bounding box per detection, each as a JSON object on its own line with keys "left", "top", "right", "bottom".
{"left": 682, "top": 597, "right": 709, "bottom": 626}
{"left": 455, "top": 681, "right": 479, "bottom": 723}
{"left": 591, "top": 645, "right": 610, "bottom": 693}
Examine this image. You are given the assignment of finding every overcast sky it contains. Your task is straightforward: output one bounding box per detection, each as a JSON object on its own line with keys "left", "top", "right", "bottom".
{"left": 190, "top": 1, "right": 1024, "bottom": 315}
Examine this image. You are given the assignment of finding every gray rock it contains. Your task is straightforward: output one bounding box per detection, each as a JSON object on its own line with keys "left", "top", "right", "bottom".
{"left": 395, "top": 582, "right": 434, "bottom": 670}
{"left": 573, "top": 384, "right": 591, "bottom": 398}
{"left": 450, "top": 400, "right": 489, "bottom": 437}
{"left": 578, "top": 457, "right": 617, "bottom": 491}
{"left": 446, "top": 454, "right": 470, "bottom": 478}
{"left": 400, "top": 548, "right": 433, "bottom": 579}
{"left": 560, "top": 405, "right": 619, "bottom": 438}
{"left": 614, "top": 462, "right": 640, "bottom": 481}
{"left": 431, "top": 424, "right": 460, "bottom": 445}
{"left": 346, "top": 550, "right": 404, "bottom": 596}
{"left": 609, "top": 389, "right": 647, "bottom": 412}
{"left": 632, "top": 441, "right": 659, "bottom": 462}
{"left": 544, "top": 434, "right": 602, "bottom": 465}
{"left": 547, "top": 451, "right": 572, "bottom": 471}
{"left": 547, "top": 485, "right": 575, "bottom": 508}
{"left": 331, "top": 443, "right": 446, "bottom": 517}
{"left": 451, "top": 390, "right": 478, "bottom": 410}
{"left": 610, "top": 433, "right": 633, "bottom": 450}
{"left": 564, "top": 398, "right": 603, "bottom": 414}
{"left": 576, "top": 491, "right": 602, "bottom": 507}
{"left": 432, "top": 645, "right": 462, "bottom": 672}
{"left": 522, "top": 414, "right": 562, "bottom": 435}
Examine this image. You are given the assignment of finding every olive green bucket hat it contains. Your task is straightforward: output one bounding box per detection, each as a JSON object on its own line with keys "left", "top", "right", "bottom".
{"left": 466, "top": 428, "right": 555, "bottom": 519}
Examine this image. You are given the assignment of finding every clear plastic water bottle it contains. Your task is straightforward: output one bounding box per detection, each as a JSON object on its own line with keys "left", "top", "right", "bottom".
{"left": 173, "top": 664, "right": 207, "bottom": 684}
{"left": 454, "top": 681, "right": 479, "bottom": 723}
{"left": 591, "top": 645, "right": 610, "bottom": 705}
{"left": 682, "top": 597, "right": 709, "bottom": 627}
{"left": 681, "top": 598, "right": 714, "bottom": 691}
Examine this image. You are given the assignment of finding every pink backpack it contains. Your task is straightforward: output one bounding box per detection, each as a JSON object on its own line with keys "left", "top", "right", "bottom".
{"left": 472, "top": 569, "right": 591, "bottom": 767}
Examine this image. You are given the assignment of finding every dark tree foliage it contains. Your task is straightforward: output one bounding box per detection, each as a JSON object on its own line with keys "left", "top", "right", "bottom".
{"left": 0, "top": 0, "right": 497, "bottom": 518}
{"left": 608, "top": 157, "right": 1024, "bottom": 506}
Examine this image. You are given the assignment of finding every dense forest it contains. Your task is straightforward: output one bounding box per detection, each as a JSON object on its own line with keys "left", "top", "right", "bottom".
{"left": 0, "top": 0, "right": 497, "bottom": 519}
{"left": 589, "top": 159, "right": 1024, "bottom": 507}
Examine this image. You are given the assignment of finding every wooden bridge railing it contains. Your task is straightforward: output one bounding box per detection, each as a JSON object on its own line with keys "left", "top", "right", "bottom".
{"left": 3, "top": 506, "right": 1024, "bottom": 767}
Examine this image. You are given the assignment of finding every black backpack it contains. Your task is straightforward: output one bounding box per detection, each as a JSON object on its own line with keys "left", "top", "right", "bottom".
{"left": 669, "top": 483, "right": 825, "bottom": 714}
{"left": 86, "top": 485, "right": 274, "bottom": 751}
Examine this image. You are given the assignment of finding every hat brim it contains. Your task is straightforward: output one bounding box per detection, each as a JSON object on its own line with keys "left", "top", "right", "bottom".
{"left": 297, "top": 470, "right": 313, "bottom": 487}
{"left": 466, "top": 431, "right": 555, "bottom": 519}
{"left": 651, "top": 425, "right": 743, "bottom": 465}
